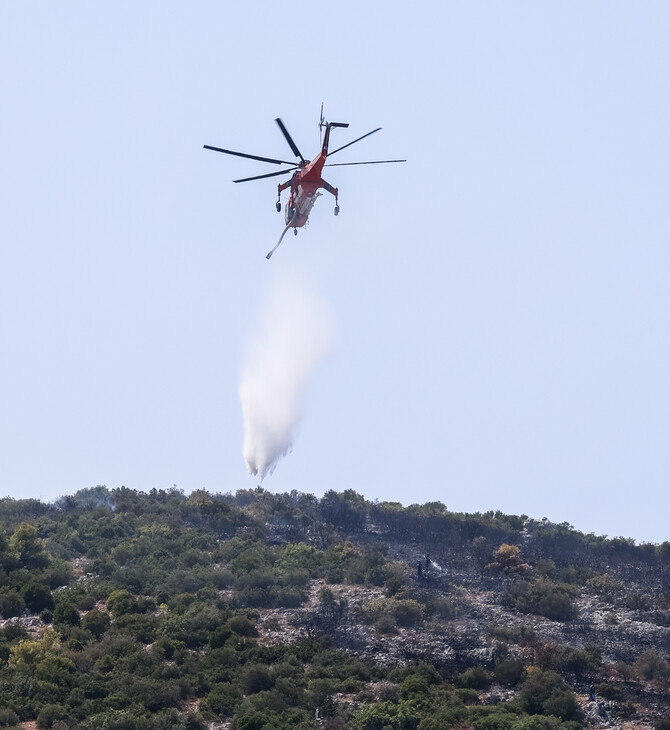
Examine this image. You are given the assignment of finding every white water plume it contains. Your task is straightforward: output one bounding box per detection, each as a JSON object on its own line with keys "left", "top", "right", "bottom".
{"left": 239, "top": 268, "right": 334, "bottom": 480}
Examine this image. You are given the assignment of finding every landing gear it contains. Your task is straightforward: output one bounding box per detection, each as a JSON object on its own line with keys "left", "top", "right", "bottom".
{"left": 322, "top": 179, "right": 340, "bottom": 215}
{"left": 293, "top": 228, "right": 298, "bottom": 236}
{"left": 276, "top": 201, "right": 281, "bottom": 212}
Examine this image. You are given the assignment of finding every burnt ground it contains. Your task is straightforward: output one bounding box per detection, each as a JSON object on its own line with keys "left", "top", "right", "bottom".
{"left": 255, "top": 525, "right": 670, "bottom": 729}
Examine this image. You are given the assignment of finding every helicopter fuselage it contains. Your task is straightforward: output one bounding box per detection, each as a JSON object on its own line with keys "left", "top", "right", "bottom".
{"left": 279, "top": 126, "right": 338, "bottom": 229}
{"left": 283, "top": 152, "right": 328, "bottom": 228}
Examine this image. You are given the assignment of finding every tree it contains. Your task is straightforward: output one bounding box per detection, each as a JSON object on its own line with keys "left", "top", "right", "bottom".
{"left": 0, "top": 590, "right": 24, "bottom": 618}
{"left": 9, "top": 628, "right": 61, "bottom": 667}
{"left": 244, "top": 666, "right": 276, "bottom": 694}
{"left": 36, "top": 703, "right": 67, "bottom": 729}
{"left": 106, "top": 589, "right": 138, "bottom": 617}
{"left": 519, "top": 670, "right": 580, "bottom": 721}
{"left": 81, "top": 608, "right": 111, "bottom": 639}
{"left": 487, "top": 543, "right": 530, "bottom": 575}
{"left": 22, "top": 582, "right": 55, "bottom": 613}
{"left": 10, "top": 522, "right": 49, "bottom": 569}
{"left": 53, "top": 600, "right": 80, "bottom": 627}
{"left": 0, "top": 709, "right": 20, "bottom": 728}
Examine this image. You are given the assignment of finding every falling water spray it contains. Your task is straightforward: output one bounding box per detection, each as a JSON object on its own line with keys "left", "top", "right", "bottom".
{"left": 239, "top": 267, "right": 334, "bottom": 479}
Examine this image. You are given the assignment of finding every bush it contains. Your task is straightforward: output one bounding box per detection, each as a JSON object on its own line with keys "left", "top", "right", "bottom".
{"left": 634, "top": 649, "right": 670, "bottom": 682}
{"left": 240, "top": 665, "right": 275, "bottom": 694}
{"left": 486, "top": 544, "right": 530, "bottom": 575}
{"left": 586, "top": 573, "right": 621, "bottom": 598}
{"left": 0, "top": 591, "right": 25, "bottom": 619}
{"left": 493, "top": 659, "right": 526, "bottom": 687}
{"left": 424, "top": 597, "right": 457, "bottom": 619}
{"left": 536, "top": 644, "right": 596, "bottom": 678}
{"left": 384, "top": 574, "right": 404, "bottom": 597}
{"left": 503, "top": 579, "right": 577, "bottom": 622}
{"left": 200, "top": 683, "right": 240, "bottom": 719}
{"left": 229, "top": 614, "right": 258, "bottom": 637}
{"left": 209, "top": 625, "right": 233, "bottom": 649}
{"left": 458, "top": 666, "right": 491, "bottom": 690}
{"left": 81, "top": 608, "right": 110, "bottom": 639}
{"left": 518, "top": 670, "right": 579, "bottom": 721}
{"left": 106, "top": 589, "right": 138, "bottom": 617}
{"left": 542, "top": 689, "right": 580, "bottom": 722}
{"left": 36, "top": 704, "right": 67, "bottom": 729}
{"left": 0, "top": 709, "right": 19, "bottom": 727}
{"left": 455, "top": 688, "right": 479, "bottom": 704}
{"left": 362, "top": 598, "right": 423, "bottom": 628}
{"left": 42, "top": 560, "right": 73, "bottom": 589}
{"left": 53, "top": 601, "right": 80, "bottom": 627}
{"left": 22, "top": 582, "right": 55, "bottom": 613}
{"left": 400, "top": 674, "right": 430, "bottom": 699}
{"left": 595, "top": 682, "right": 624, "bottom": 701}
{"left": 393, "top": 599, "right": 424, "bottom": 627}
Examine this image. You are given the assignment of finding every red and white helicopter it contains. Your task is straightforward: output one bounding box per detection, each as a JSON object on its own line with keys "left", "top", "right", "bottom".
{"left": 204, "top": 107, "right": 405, "bottom": 258}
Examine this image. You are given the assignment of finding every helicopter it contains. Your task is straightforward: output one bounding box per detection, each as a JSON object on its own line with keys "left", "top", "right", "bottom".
{"left": 204, "top": 107, "right": 405, "bottom": 258}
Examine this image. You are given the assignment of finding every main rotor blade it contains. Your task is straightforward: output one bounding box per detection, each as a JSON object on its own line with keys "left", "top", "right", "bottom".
{"left": 275, "top": 118, "right": 306, "bottom": 163}
{"left": 233, "top": 167, "right": 297, "bottom": 183}
{"left": 326, "top": 128, "right": 382, "bottom": 157}
{"left": 324, "top": 159, "right": 407, "bottom": 167}
{"left": 203, "top": 145, "right": 294, "bottom": 166}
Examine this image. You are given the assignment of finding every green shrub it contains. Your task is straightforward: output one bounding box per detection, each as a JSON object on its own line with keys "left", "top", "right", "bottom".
{"left": 541, "top": 689, "right": 580, "bottom": 722}
{"left": 106, "top": 589, "right": 138, "bottom": 617}
{"left": 240, "top": 665, "right": 275, "bottom": 694}
{"left": 0, "top": 708, "right": 19, "bottom": 727}
{"left": 22, "top": 582, "right": 55, "bottom": 613}
{"left": 361, "top": 598, "right": 423, "bottom": 628}
{"left": 458, "top": 666, "right": 491, "bottom": 690}
{"left": 229, "top": 614, "right": 258, "bottom": 637}
{"left": 494, "top": 659, "right": 526, "bottom": 686}
{"left": 200, "top": 683, "right": 240, "bottom": 719}
{"left": 0, "top": 591, "right": 25, "bottom": 619}
{"left": 36, "top": 704, "right": 67, "bottom": 729}
{"left": 503, "top": 579, "right": 577, "bottom": 621}
{"left": 393, "top": 599, "right": 424, "bottom": 627}
{"left": 634, "top": 649, "right": 670, "bottom": 681}
{"left": 400, "top": 674, "right": 430, "bottom": 699}
{"left": 455, "top": 687, "right": 479, "bottom": 704}
{"left": 53, "top": 601, "right": 80, "bottom": 627}
{"left": 81, "top": 608, "right": 110, "bottom": 639}
{"left": 518, "top": 670, "right": 579, "bottom": 721}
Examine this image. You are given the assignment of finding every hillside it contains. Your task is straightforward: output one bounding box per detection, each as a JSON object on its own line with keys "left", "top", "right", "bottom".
{"left": 0, "top": 487, "right": 669, "bottom": 730}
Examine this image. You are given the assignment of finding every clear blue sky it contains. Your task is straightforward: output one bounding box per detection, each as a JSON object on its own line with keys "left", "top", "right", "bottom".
{"left": 1, "top": 3, "right": 669, "bottom": 543}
